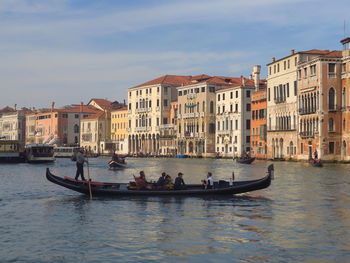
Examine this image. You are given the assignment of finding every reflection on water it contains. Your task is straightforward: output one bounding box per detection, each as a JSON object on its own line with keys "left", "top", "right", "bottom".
{"left": 1, "top": 158, "right": 350, "bottom": 262}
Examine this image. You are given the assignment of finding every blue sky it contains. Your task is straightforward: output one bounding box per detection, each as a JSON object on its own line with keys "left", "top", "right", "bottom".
{"left": 0, "top": 0, "right": 348, "bottom": 108}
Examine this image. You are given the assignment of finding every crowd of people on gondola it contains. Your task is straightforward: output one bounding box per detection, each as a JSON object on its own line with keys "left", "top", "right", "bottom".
{"left": 128, "top": 170, "right": 235, "bottom": 190}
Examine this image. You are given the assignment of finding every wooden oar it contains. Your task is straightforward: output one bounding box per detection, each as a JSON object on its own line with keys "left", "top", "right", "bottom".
{"left": 86, "top": 158, "right": 93, "bottom": 200}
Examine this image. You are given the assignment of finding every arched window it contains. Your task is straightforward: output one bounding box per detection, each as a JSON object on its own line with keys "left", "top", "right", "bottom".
{"left": 328, "top": 118, "right": 334, "bottom": 132}
{"left": 342, "top": 87, "right": 346, "bottom": 108}
{"left": 329, "top": 87, "right": 335, "bottom": 110}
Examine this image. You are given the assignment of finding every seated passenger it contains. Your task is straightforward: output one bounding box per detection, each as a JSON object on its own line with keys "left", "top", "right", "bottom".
{"left": 174, "top": 172, "right": 186, "bottom": 190}
{"left": 203, "top": 172, "right": 214, "bottom": 189}
{"left": 165, "top": 174, "right": 174, "bottom": 189}
{"left": 134, "top": 171, "right": 149, "bottom": 189}
{"left": 156, "top": 172, "right": 167, "bottom": 187}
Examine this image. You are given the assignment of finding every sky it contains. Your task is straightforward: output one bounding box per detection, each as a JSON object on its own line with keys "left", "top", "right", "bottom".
{"left": 0, "top": 0, "right": 349, "bottom": 108}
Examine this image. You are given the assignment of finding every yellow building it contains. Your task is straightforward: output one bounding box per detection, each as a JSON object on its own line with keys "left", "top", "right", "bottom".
{"left": 111, "top": 107, "right": 128, "bottom": 154}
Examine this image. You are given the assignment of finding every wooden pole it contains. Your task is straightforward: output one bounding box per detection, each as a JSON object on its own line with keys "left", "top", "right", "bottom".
{"left": 86, "top": 158, "right": 93, "bottom": 200}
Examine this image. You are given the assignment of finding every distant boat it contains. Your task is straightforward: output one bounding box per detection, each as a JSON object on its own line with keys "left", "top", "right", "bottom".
{"left": 0, "top": 140, "right": 25, "bottom": 163}
{"left": 175, "top": 154, "right": 188, "bottom": 158}
{"left": 108, "top": 160, "right": 127, "bottom": 169}
{"left": 46, "top": 165, "right": 274, "bottom": 197}
{"left": 310, "top": 158, "right": 323, "bottom": 167}
{"left": 235, "top": 157, "right": 255, "bottom": 164}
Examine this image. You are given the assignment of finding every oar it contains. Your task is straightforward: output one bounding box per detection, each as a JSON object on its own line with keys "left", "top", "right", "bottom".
{"left": 86, "top": 158, "right": 93, "bottom": 200}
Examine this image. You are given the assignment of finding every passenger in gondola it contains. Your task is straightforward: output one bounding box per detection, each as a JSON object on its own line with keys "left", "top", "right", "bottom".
{"left": 174, "top": 172, "right": 186, "bottom": 190}
{"left": 75, "top": 147, "right": 88, "bottom": 181}
{"left": 156, "top": 172, "right": 167, "bottom": 187}
{"left": 203, "top": 172, "right": 214, "bottom": 189}
{"left": 134, "top": 171, "right": 149, "bottom": 189}
{"left": 165, "top": 174, "right": 174, "bottom": 189}
{"left": 314, "top": 149, "right": 318, "bottom": 160}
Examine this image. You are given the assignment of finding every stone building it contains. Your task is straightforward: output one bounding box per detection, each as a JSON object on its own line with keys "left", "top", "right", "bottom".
{"left": 266, "top": 49, "right": 329, "bottom": 160}
{"left": 215, "top": 77, "right": 257, "bottom": 157}
{"left": 159, "top": 101, "right": 178, "bottom": 156}
{"left": 341, "top": 37, "right": 350, "bottom": 161}
{"left": 297, "top": 50, "right": 343, "bottom": 161}
{"left": 111, "top": 107, "right": 128, "bottom": 154}
{"left": 127, "top": 75, "right": 191, "bottom": 155}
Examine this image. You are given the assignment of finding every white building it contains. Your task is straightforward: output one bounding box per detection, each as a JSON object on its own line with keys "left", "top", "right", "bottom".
{"left": 215, "top": 77, "right": 256, "bottom": 157}
{"left": 0, "top": 110, "right": 27, "bottom": 147}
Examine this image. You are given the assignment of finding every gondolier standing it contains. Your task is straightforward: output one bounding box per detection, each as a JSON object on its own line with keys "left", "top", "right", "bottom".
{"left": 75, "top": 148, "right": 88, "bottom": 181}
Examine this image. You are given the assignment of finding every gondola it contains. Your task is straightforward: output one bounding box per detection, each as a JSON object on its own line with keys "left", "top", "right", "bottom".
{"left": 46, "top": 165, "right": 274, "bottom": 197}
{"left": 108, "top": 160, "right": 127, "bottom": 169}
{"left": 310, "top": 158, "right": 323, "bottom": 167}
{"left": 235, "top": 157, "right": 256, "bottom": 164}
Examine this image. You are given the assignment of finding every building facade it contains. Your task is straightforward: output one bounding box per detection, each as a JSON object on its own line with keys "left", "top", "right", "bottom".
{"left": 297, "top": 50, "right": 343, "bottom": 161}
{"left": 80, "top": 111, "right": 111, "bottom": 154}
{"left": 128, "top": 75, "right": 191, "bottom": 155}
{"left": 251, "top": 88, "right": 267, "bottom": 159}
{"left": 266, "top": 49, "right": 329, "bottom": 160}
{"left": 159, "top": 101, "right": 177, "bottom": 156}
{"left": 111, "top": 107, "right": 128, "bottom": 154}
{"left": 341, "top": 37, "right": 350, "bottom": 161}
{"left": 215, "top": 80, "right": 255, "bottom": 157}
{"left": 0, "top": 110, "right": 27, "bottom": 148}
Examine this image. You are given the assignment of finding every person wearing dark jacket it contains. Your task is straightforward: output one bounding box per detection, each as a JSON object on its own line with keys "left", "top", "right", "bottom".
{"left": 157, "top": 172, "right": 167, "bottom": 186}
{"left": 174, "top": 172, "right": 186, "bottom": 190}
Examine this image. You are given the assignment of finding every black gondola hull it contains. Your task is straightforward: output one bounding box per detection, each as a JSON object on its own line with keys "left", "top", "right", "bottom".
{"left": 46, "top": 165, "right": 273, "bottom": 197}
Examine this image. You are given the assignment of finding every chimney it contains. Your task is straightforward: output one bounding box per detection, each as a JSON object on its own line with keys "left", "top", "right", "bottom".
{"left": 51, "top": 102, "right": 55, "bottom": 112}
{"left": 252, "top": 65, "right": 261, "bottom": 91}
{"left": 291, "top": 49, "right": 295, "bottom": 55}
{"left": 123, "top": 99, "right": 126, "bottom": 106}
{"left": 241, "top": 75, "right": 246, "bottom": 86}
{"left": 272, "top": 57, "right": 276, "bottom": 62}
{"left": 80, "top": 101, "right": 83, "bottom": 113}
{"left": 14, "top": 104, "right": 17, "bottom": 110}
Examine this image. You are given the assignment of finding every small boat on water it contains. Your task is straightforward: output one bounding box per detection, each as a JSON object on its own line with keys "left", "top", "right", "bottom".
{"left": 46, "top": 164, "right": 274, "bottom": 197}
{"left": 310, "top": 158, "right": 323, "bottom": 167}
{"left": 175, "top": 154, "right": 188, "bottom": 158}
{"left": 235, "top": 157, "right": 256, "bottom": 164}
{"left": 108, "top": 160, "right": 127, "bottom": 169}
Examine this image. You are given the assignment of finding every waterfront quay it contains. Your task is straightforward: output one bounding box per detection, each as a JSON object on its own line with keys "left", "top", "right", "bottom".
{"left": 1, "top": 157, "right": 350, "bottom": 262}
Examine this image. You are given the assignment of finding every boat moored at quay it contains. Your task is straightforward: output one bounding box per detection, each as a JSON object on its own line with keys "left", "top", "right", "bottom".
{"left": 25, "top": 144, "right": 55, "bottom": 163}
{"left": 0, "top": 140, "right": 25, "bottom": 163}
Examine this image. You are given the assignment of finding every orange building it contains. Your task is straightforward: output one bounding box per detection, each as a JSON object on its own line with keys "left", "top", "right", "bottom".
{"left": 33, "top": 103, "right": 99, "bottom": 146}
{"left": 251, "top": 88, "right": 267, "bottom": 159}
{"left": 297, "top": 50, "right": 343, "bottom": 161}
{"left": 341, "top": 37, "right": 350, "bottom": 160}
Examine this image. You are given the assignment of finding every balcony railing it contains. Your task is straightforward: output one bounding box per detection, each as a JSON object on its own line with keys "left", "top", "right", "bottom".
{"left": 159, "top": 124, "right": 175, "bottom": 129}
{"left": 136, "top": 108, "right": 151, "bottom": 113}
{"left": 135, "top": 127, "right": 151, "bottom": 132}
{"left": 274, "top": 97, "right": 286, "bottom": 104}
{"left": 298, "top": 108, "right": 317, "bottom": 115}
{"left": 267, "top": 125, "right": 296, "bottom": 132}
{"left": 299, "top": 131, "right": 316, "bottom": 138}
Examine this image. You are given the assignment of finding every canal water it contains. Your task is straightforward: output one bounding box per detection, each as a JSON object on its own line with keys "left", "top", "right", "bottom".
{"left": 1, "top": 158, "right": 350, "bottom": 262}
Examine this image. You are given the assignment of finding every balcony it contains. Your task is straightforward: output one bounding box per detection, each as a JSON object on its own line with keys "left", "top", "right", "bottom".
{"left": 187, "top": 93, "right": 197, "bottom": 99}
{"left": 299, "top": 131, "right": 315, "bottom": 139}
{"left": 159, "top": 124, "right": 175, "bottom": 130}
{"left": 182, "top": 112, "right": 200, "bottom": 119}
{"left": 216, "top": 130, "right": 231, "bottom": 135}
{"left": 267, "top": 125, "right": 296, "bottom": 132}
{"left": 135, "top": 127, "right": 151, "bottom": 132}
{"left": 274, "top": 97, "right": 286, "bottom": 104}
{"left": 136, "top": 108, "right": 151, "bottom": 113}
{"left": 298, "top": 108, "right": 317, "bottom": 115}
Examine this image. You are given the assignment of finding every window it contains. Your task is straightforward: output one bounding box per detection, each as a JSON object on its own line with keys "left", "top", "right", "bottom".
{"left": 246, "top": 136, "right": 250, "bottom": 143}
{"left": 236, "top": 90, "right": 238, "bottom": 98}
{"left": 209, "top": 123, "right": 215, "bottom": 134}
{"left": 328, "top": 88, "right": 335, "bottom": 110}
{"left": 246, "top": 119, "right": 251, "bottom": 129}
{"left": 163, "top": 99, "right": 168, "bottom": 107}
{"left": 223, "top": 93, "right": 225, "bottom": 100}
{"left": 230, "top": 92, "right": 233, "bottom": 99}
{"left": 210, "top": 101, "right": 214, "bottom": 113}
{"left": 74, "top": 124, "right": 79, "bottom": 133}
{"left": 217, "top": 106, "right": 220, "bottom": 114}
{"left": 300, "top": 143, "right": 303, "bottom": 154}
{"left": 129, "top": 103, "right": 131, "bottom": 110}
{"left": 179, "top": 91, "right": 182, "bottom": 96}
{"left": 217, "top": 121, "right": 220, "bottom": 130}
{"left": 329, "top": 142, "right": 335, "bottom": 154}
{"left": 328, "top": 118, "right": 334, "bottom": 132}
{"left": 235, "top": 120, "right": 238, "bottom": 130}
{"left": 157, "top": 99, "right": 160, "bottom": 107}
{"left": 163, "top": 118, "right": 168, "bottom": 124}
{"left": 268, "top": 88, "right": 270, "bottom": 101}
{"left": 286, "top": 83, "right": 289, "bottom": 97}
{"left": 329, "top": 63, "right": 336, "bottom": 77}
{"left": 218, "top": 94, "right": 220, "bottom": 101}
{"left": 201, "top": 87, "right": 205, "bottom": 92}
{"left": 235, "top": 104, "right": 238, "bottom": 112}
{"left": 294, "top": 81, "right": 297, "bottom": 96}
{"left": 164, "top": 87, "right": 168, "bottom": 94}
{"left": 246, "top": 103, "right": 251, "bottom": 112}
{"left": 311, "top": 65, "right": 316, "bottom": 76}
{"left": 246, "top": 90, "right": 251, "bottom": 98}
{"left": 75, "top": 114, "right": 79, "bottom": 119}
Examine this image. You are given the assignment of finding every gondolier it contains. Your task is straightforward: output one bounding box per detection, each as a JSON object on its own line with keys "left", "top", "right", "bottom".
{"left": 75, "top": 148, "right": 88, "bottom": 180}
